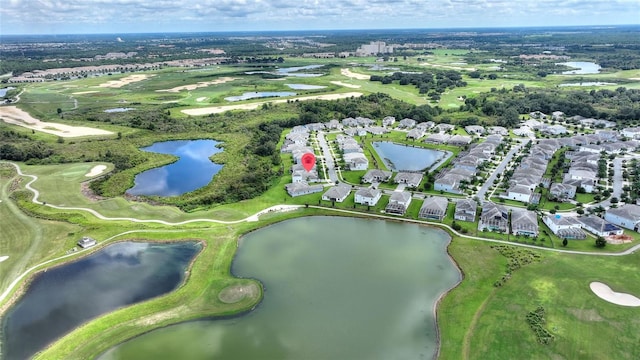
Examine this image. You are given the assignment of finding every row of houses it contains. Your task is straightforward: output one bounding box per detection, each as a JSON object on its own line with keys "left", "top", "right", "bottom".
{"left": 336, "top": 135, "right": 369, "bottom": 170}
{"left": 433, "top": 135, "right": 504, "bottom": 194}
{"left": 529, "top": 111, "right": 617, "bottom": 129}
{"left": 543, "top": 214, "right": 623, "bottom": 240}
{"left": 478, "top": 202, "right": 539, "bottom": 236}
{"left": 282, "top": 127, "right": 325, "bottom": 197}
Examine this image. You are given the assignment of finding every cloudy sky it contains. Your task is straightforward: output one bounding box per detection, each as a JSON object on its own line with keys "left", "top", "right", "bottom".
{"left": 1, "top": 0, "right": 639, "bottom": 35}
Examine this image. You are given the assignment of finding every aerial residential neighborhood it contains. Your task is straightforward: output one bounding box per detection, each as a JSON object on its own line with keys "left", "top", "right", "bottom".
{"left": 281, "top": 111, "right": 640, "bottom": 245}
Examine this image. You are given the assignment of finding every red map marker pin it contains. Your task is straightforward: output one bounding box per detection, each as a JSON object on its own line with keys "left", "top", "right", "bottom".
{"left": 301, "top": 152, "right": 316, "bottom": 172}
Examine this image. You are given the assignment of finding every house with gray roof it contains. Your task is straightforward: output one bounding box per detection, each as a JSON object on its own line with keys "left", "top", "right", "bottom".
{"left": 507, "top": 184, "right": 535, "bottom": 203}
{"left": 354, "top": 188, "right": 382, "bottom": 206}
{"left": 576, "top": 215, "right": 624, "bottom": 237}
{"left": 326, "top": 119, "right": 342, "bottom": 129}
{"left": 416, "top": 121, "right": 435, "bottom": 131}
{"left": 549, "top": 183, "right": 576, "bottom": 200}
{"left": 362, "top": 169, "right": 392, "bottom": 183}
{"left": 622, "top": 126, "right": 640, "bottom": 139}
{"left": 394, "top": 172, "right": 423, "bottom": 187}
{"left": 435, "top": 123, "right": 455, "bottom": 133}
{"left": 454, "top": 199, "right": 477, "bottom": 222}
{"left": 382, "top": 116, "right": 396, "bottom": 127}
{"left": 447, "top": 134, "right": 473, "bottom": 145}
{"left": 419, "top": 196, "right": 448, "bottom": 220}
{"left": 341, "top": 117, "right": 359, "bottom": 127}
{"left": 322, "top": 183, "right": 352, "bottom": 203}
{"left": 604, "top": 204, "right": 640, "bottom": 232}
{"left": 406, "top": 128, "right": 425, "bottom": 140}
{"left": 424, "top": 133, "right": 451, "bottom": 144}
{"left": 464, "top": 125, "right": 485, "bottom": 135}
{"left": 511, "top": 210, "right": 539, "bottom": 237}
{"left": 398, "top": 118, "right": 417, "bottom": 129}
{"left": 487, "top": 126, "right": 508, "bottom": 136}
{"left": 285, "top": 182, "right": 324, "bottom": 197}
{"left": 385, "top": 191, "right": 412, "bottom": 215}
{"left": 543, "top": 215, "right": 586, "bottom": 239}
{"left": 479, "top": 202, "right": 509, "bottom": 233}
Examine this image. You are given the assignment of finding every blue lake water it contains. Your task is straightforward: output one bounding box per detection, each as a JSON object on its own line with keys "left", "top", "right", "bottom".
{"left": 1, "top": 241, "right": 201, "bottom": 360}
{"left": 99, "top": 217, "right": 461, "bottom": 360}
{"left": 224, "top": 91, "right": 296, "bottom": 102}
{"left": 0, "top": 87, "right": 15, "bottom": 97}
{"left": 245, "top": 65, "right": 324, "bottom": 78}
{"left": 127, "top": 139, "right": 223, "bottom": 197}
{"left": 104, "top": 107, "right": 135, "bottom": 113}
{"left": 285, "top": 83, "right": 327, "bottom": 90}
{"left": 373, "top": 141, "right": 446, "bottom": 171}
{"left": 557, "top": 61, "right": 601, "bottom": 75}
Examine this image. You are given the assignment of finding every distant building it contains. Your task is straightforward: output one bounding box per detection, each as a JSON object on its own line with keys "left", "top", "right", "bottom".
{"left": 356, "top": 41, "right": 394, "bottom": 56}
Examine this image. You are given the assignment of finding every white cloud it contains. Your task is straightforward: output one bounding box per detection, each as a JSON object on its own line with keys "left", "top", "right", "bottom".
{"left": 0, "top": 0, "right": 638, "bottom": 34}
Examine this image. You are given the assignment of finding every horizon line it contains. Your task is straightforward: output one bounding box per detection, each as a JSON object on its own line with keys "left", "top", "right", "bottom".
{"left": 1, "top": 23, "right": 638, "bottom": 37}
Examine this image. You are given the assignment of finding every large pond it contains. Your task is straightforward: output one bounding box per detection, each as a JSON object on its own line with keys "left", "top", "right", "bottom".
{"left": 557, "top": 61, "right": 601, "bottom": 75}
{"left": 373, "top": 141, "right": 447, "bottom": 171}
{"left": 127, "top": 139, "right": 223, "bottom": 197}
{"left": 0, "top": 87, "right": 15, "bottom": 97}
{"left": 100, "top": 217, "right": 461, "bottom": 360}
{"left": 1, "top": 241, "right": 201, "bottom": 360}
{"left": 224, "top": 91, "right": 296, "bottom": 102}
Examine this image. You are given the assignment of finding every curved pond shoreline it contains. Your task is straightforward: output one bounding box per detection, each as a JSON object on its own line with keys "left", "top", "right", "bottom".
{"left": 99, "top": 216, "right": 462, "bottom": 359}
{"left": 1, "top": 240, "right": 203, "bottom": 360}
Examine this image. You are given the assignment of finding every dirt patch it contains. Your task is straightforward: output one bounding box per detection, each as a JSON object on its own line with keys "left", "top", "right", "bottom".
{"left": 567, "top": 308, "right": 604, "bottom": 322}
{"left": 340, "top": 68, "right": 370, "bottom": 80}
{"left": 156, "top": 77, "right": 236, "bottom": 92}
{"left": 606, "top": 234, "right": 633, "bottom": 244}
{"left": 135, "top": 305, "right": 189, "bottom": 326}
{"left": 590, "top": 282, "right": 640, "bottom": 307}
{"left": 85, "top": 165, "right": 107, "bottom": 177}
{"left": 98, "top": 74, "right": 153, "bottom": 88}
{"left": 182, "top": 92, "right": 363, "bottom": 116}
{"left": 218, "top": 283, "right": 259, "bottom": 304}
{"left": 0, "top": 106, "right": 113, "bottom": 137}
{"left": 331, "top": 81, "right": 361, "bottom": 89}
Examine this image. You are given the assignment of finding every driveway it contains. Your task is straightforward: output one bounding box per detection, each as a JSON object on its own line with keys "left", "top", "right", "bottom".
{"left": 476, "top": 138, "right": 529, "bottom": 203}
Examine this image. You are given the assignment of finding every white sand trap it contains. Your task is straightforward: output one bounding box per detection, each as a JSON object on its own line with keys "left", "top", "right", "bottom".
{"left": 85, "top": 165, "right": 107, "bottom": 177}
{"left": 98, "top": 74, "right": 153, "bottom": 88}
{"left": 156, "top": 77, "right": 236, "bottom": 93}
{"left": 590, "top": 282, "right": 640, "bottom": 307}
{"left": 182, "top": 92, "right": 363, "bottom": 116}
{"left": 196, "top": 97, "right": 207, "bottom": 102}
{"left": 0, "top": 256, "right": 8, "bottom": 263}
{"left": 72, "top": 90, "right": 100, "bottom": 95}
{"left": 0, "top": 106, "right": 113, "bottom": 137}
{"left": 340, "top": 68, "right": 370, "bottom": 80}
{"left": 331, "top": 81, "right": 361, "bottom": 89}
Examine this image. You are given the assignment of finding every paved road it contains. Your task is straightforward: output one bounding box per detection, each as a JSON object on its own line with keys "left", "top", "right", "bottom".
{"left": 316, "top": 131, "right": 339, "bottom": 183}
{"left": 476, "top": 138, "right": 529, "bottom": 203}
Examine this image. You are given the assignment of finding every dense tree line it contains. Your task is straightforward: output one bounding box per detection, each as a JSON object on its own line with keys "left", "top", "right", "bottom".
{"left": 370, "top": 71, "right": 466, "bottom": 99}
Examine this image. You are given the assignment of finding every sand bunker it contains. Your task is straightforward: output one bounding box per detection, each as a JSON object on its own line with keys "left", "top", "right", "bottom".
{"left": 331, "top": 81, "right": 361, "bottom": 89}
{"left": 182, "top": 92, "right": 363, "bottom": 116}
{"left": 196, "top": 97, "right": 207, "bottom": 102}
{"left": 85, "top": 165, "right": 107, "bottom": 177}
{"left": 156, "top": 77, "right": 236, "bottom": 92}
{"left": 590, "top": 282, "right": 640, "bottom": 307}
{"left": 72, "top": 90, "right": 100, "bottom": 95}
{"left": 0, "top": 256, "right": 8, "bottom": 263}
{"left": 98, "top": 74, "right": 152, "bottom": 88}
{"left": 340, "top": 68, "right": 370, "bottom": 80}
{"left": 0, "top": 106, "right": 113, "bottom": 137}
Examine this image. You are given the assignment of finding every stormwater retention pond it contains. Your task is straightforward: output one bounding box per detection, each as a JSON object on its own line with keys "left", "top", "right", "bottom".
{"left": 100, "top": 216, "right": 461, "bottom": 360}
{"left": 1, "top": 241, "right": 201, "bottom": 360}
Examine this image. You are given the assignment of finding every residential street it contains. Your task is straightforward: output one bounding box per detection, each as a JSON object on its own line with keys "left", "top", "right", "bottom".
{"left": 476, "top": 138, "right": 530, "bottom": 203}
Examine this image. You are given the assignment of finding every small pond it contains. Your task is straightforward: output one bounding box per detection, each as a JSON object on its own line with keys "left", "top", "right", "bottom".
{"left": 557, "top": 61, "right": 601, "bottom": 75}
{"left": 373, "top": 141, "right": 448, "bottom": 171}
{"left": 559, "top": 82, "right": 615, "bottom": 87}
{"left": 285, "top": 83, "right": 327, "bottom": 90}
{"left": 104, "top": 107, "right": 135, "bottom": 113}
{"left": 99, "top": 217, "right": 461, "bottom": 360}
{"left": 127, "top": 139, "right": 223, "bottom": 197}
{"left": 1, "top": 241, "right": 201, "bottom": 360}
{"left": 0, "top": 87, "right": 16, "bottom": 97}
{"left": 224, "top": 91, "right": 296, "bottom": 102}
{"left": 245, "top": 65, "right": 324, "bottom": 78}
